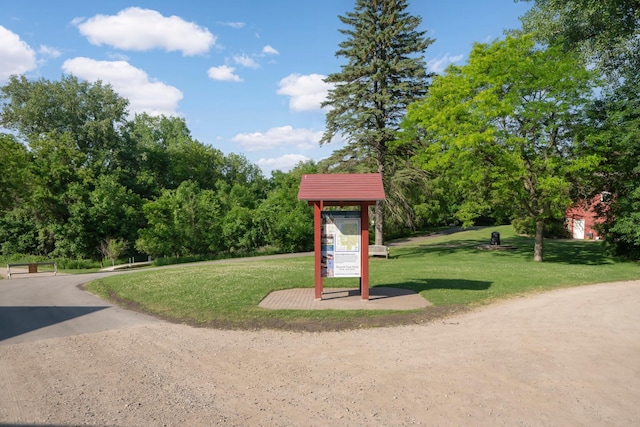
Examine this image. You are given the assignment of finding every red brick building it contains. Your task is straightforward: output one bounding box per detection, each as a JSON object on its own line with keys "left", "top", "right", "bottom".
{"left": 565, "top": 192, "right": 611, "bottom": 240}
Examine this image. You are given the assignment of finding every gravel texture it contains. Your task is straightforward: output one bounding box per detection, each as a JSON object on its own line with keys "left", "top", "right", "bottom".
{"left": 2, "top": 280, "right": 639, "bottom": 426}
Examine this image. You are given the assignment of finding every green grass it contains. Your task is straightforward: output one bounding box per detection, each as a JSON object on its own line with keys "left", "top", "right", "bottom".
{"left": 86, "top": 225, "right": 640, "bottom": 330}
{"left": 378, "top": 225, "right": 635, "bottom": 305}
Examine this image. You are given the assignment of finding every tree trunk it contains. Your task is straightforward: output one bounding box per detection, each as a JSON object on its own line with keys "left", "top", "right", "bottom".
{"left": 534, "top": 218, "right": 544, "bottom": 262}
{"left": 375, "top": 149, "right": 386, "bottom": 246}
{"left": 375, "top": 200, "right": 384, "bottom": 245}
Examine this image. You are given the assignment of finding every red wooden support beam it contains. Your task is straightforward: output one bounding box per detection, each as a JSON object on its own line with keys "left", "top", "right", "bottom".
{"left": 360, "top": 202, "right": 369, "bottom": 301}
{"left": 314, "top": 200, "right": 323, "bottom": 300}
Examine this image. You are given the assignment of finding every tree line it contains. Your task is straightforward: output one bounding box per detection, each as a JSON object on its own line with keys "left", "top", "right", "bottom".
{"left": 0, "top": 75, "right": 318, "bottom": 262}
{"left": 1, "top": 0, "right": 638, "bottom": 263}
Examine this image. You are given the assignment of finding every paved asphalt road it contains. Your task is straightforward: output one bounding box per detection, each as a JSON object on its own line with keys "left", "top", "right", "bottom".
{"left": 0, "top": 273, "right": 161, "bottom": 345}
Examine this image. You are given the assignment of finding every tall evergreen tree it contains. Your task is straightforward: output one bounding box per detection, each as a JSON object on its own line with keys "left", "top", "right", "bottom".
{"left": 320, "top": 0, "right": 433, "bottom": 245}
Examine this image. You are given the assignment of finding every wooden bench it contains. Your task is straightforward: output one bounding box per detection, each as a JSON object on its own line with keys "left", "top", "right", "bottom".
{"left": 6, "top": 262, "right": 57, "bottom": 279}
{"left": 368, "top": 245, "right": 389, "bottom": 259}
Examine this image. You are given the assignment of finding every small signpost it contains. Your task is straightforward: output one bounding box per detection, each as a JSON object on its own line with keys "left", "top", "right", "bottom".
{"left": 298, "top": 173, "right": 386, "bottom": 301}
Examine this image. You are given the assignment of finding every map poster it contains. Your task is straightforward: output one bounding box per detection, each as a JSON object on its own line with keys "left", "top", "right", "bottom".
{"left": 321, "top": 211, "right": 361, "bottom": 278}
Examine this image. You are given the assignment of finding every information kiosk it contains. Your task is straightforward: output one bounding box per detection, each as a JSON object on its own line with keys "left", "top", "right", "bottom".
{"left": 297, "top": 173, "right": 386, "bottom": 301}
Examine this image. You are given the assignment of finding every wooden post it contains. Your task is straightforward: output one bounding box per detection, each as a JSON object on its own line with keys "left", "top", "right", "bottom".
{"left": 360, "top": 202, "right": 369, "bottom": 301}
{"left": 314, "top": 200, "right": 323, "bottom": 300}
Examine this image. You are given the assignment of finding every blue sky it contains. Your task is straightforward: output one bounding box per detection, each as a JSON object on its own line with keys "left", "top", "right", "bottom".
{"left": 0, "top": 1, "right": 532, "bottom": 176}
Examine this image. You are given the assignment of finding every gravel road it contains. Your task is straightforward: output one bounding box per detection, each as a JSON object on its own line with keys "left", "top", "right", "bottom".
{"left": 1, "top": 278, "right": 639, "bottom": 426}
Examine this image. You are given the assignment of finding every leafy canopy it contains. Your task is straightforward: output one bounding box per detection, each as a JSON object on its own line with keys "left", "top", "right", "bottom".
{"left": 402, "top": 34, "right": 599, "bottom": 261}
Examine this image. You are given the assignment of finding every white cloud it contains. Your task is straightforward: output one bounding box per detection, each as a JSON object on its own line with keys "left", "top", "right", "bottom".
{"left": 277, "top": 73, "right": 332, "bottom": 112}
{"left": 74, "top": 7, "right": 215, "bottom": 56}
{"left": 0, "top": 26, "right": 36, "bottom": 81}
{"left": 207, "top": 65, "right": 242, "bottom": 82}
{"left": 62, "top": 57, "right": 183, "bottom": 116}
{"left": 107, "top": 52, "right": 129, "bottom": 61}
{"left": 231, "top": 125, "right": 322, "bottom": 152}
{"left": 427, "top": 53, "right": 464, "bottom": 73}
{"left": 256, "top": 154, "right": 311, "bottom": 173}
{"left": 220, "top": 21, "right": 245, "bottom": 29}
{"left": 262, "top": 45, "right": 279, "bottom": 55}
{"left": 233, "top": 54, "right": 259, "bottom": 69}
{"left": 38, "top": 45, "right": 61, "bottom": 59}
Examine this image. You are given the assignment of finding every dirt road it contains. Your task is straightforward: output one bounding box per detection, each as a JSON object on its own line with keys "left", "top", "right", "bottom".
{"left": 1, "top": 279, "right": 639, "bottom": 426}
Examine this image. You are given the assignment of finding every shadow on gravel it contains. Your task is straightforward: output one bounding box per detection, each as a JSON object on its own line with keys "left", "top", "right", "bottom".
{"left": 0, "top": 306, "right": 108, "bottom": 341}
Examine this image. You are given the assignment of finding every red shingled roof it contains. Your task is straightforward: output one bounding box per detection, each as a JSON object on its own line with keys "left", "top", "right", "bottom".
{"left": 297, "top": 173, "right": 385, "bottom": 203}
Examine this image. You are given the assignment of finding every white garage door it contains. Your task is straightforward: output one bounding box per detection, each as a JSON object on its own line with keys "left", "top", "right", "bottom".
{"left": 573, "top": 218, "right": 585, "bottom": 239}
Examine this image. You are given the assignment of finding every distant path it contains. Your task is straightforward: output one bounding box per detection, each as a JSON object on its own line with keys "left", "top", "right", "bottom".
{"left": 387, "top": 225, "right": 490, "bottom": 246}
{"left": 0, "top": 273, "right": 161, "bottom": 345}
{"left": 0, "top": 251, "right": 325, "bottom": 345}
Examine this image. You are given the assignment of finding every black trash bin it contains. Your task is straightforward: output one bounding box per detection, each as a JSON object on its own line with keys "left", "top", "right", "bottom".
{"left": 490, "top": 231, "right": 501, "bottom": 246}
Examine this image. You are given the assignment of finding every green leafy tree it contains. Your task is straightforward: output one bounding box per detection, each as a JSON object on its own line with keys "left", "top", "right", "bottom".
{"left": 320, "top": 0, "right": 433, "bottom": 245}
{"left": 221, "top": 205, "right": 262, "bottom": 253}
{"left": 0, "top": 75, "right": 132, "bottom": 258}
{"left": 98, "top": 238, "right": 128, "bottom": 267}
{"left": 0, "top": 133, "right": 32, "bottom": 212}
{"left": 255, "top": 162, "right": 317, "bottom": 253}
{"left": 88, "top": 175, "right": 144, "bottom": 252}
{"left": 0, "top": 207, "right": 39, "bottom": 255}
{"left": 518, "top": 0, "right": 640, "bottom": 81}
{"left": 123, "top": 113, "right": 226, "bottom": 195}
{"left": 403, "top": 35, "right": 598, "bottom": 261}
{"left": 0, "top": 75, "right": 129, "bottom": 176}
{"left": 586, "top": 76, "right": 640, "bottom": 258}
{"left": 216, "top": 179, "right": 267, "bottom": 254}
{"left": 0, "top": 74, "right": 276, "bottom": 260}
{"left": 135, "top": 193, "right": 180, "bottom": 258}
{"left": 519, "top": 0, "right": 640, "bottom": 257}
{"left": 136, "top": 181, "right": 222, "bottom": 258}
{"left": 221, "top": 153, "right": 265, "bottom": 189}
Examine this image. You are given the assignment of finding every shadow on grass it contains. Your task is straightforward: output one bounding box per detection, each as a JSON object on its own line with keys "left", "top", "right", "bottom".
{"left": 541, "top": 240, "right": 614, "bottom": 265}
{"left": 392, "top": 239, "right": 488, "bottom": 258}
{"left": 380, "top": 278, "right": 492, "bottom": 294}
{"left": 393, "top": 235, "right": 613, "bottom": 266}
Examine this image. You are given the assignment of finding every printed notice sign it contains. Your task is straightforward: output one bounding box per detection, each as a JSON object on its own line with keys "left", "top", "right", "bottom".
{"left": 321, "top": 211, "right": 361, "bottom": 277}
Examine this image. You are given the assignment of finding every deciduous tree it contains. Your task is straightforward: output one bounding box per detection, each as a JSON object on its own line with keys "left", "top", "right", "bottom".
{"left": 403, "top": 35, "right": 598, "bottom": 261}
{"left": 0, "top": 133, "right": 32, "bottom": 211}
{"left": 519, "top": 0, "right": 640, "bottom": 257}
{"left": 135, "top": 181, "right": 222, "bottom": 258}
{"left": 518, "top": 0, "right": 640, "bottom": 80}
{"left": 254, "top": 162, "right": 316, "bottom": 253}
{"left": 585, "top": 75, "right": 640, "bottom": 258}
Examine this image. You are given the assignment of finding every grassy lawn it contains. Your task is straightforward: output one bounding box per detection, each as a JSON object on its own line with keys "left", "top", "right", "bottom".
{"left": 86, "top": 225, "right": 640, "bottom": 330}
